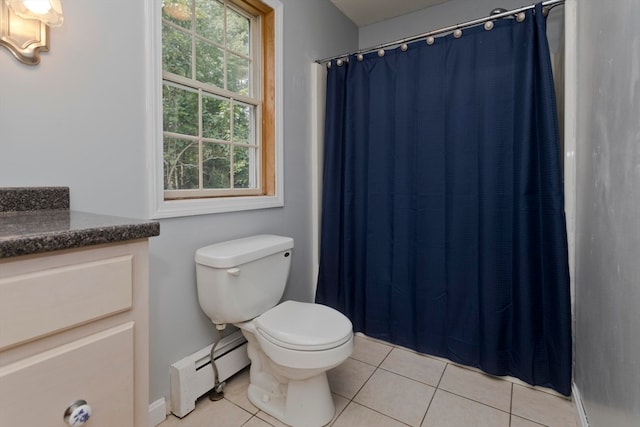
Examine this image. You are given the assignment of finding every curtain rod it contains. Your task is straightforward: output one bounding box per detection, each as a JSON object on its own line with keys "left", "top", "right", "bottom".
{"left": 316, "top": 0, "right": 564, "bottom": 64}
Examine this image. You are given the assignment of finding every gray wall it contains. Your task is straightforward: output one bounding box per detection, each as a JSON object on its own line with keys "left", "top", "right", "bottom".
{"left": 574, "top": 0, "right": 640, "bottom": 425}
{"left": 358, "top": 0, "right": 564, "bottom": 54}
{"left": 0, "top": 0, "right": 149, "bottom": 217}
{"left": 0, "top": 0, "right": 357, "bottom": 405}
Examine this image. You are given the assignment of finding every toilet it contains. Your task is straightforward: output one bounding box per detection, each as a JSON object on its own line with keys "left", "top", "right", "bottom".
{"left": 195, "top": 235, "right": 353, "bottom": 427}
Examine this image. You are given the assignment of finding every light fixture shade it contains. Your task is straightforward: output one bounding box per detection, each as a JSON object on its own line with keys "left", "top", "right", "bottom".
{"left": 7, "top": 0, "right": 63, "bottom": 27}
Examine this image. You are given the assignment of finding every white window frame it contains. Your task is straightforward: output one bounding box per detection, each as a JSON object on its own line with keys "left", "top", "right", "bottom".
{"left": 145, "top": 0, "right": 283, "bottom": 219}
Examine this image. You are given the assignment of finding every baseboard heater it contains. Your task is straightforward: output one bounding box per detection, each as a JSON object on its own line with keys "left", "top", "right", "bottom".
{"left": 170, "top": 330, "right": 250, "bottom": 418}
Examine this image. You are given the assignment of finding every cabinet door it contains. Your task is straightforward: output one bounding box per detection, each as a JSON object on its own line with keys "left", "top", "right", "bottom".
{"left": 0, "top": 323, "right": 134, "bottom": 427}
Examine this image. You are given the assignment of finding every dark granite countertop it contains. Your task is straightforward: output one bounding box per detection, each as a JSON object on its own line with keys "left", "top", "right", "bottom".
{"left": 0, "top": 187, "right": 160, "bottom": 258}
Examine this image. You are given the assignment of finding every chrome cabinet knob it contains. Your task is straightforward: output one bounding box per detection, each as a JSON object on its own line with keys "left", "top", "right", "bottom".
{"left": 63, "top": 400, "right": 92, "bottom": 426}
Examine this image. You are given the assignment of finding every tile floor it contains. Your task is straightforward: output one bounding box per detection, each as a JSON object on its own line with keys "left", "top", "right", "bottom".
{"left": 159, "top": 334, "right": 578, "bottom": 427}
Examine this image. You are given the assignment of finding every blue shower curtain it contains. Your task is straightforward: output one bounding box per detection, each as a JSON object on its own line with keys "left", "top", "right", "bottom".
{"left": 316, "top": 4, "right": 572, "bottom": 395}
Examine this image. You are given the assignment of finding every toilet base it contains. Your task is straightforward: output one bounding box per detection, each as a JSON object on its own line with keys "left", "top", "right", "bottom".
{"left": 247, "top": 372, "right": 335, "bottom": 427}
{"left": 236, "top": 319, "right": 351, "bottom": 427}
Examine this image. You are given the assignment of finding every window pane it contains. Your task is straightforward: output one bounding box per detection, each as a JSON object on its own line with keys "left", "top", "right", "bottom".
{"left": 196, "top": 40, "right": 224, "bottom": 88}
{"left": 162, "top": 0, "right": 192, "bottom": 29}
{"left": 233, "top": 103, "right": 252, "bottom": 143}
{"left": 162, "top": 23, "right": 192, "bottom": 78}
{"left": 227, "top": 53, "right": 250, "bottom": 95}
{"left": 196, "top": 0, "right": 224, "bottom": 44}
{"left": 163, "top": 84, "right": 198, "bottom": 136}
{"left": 202, "top": 95, "right": 230, "bottom": 140}
{"left": 203, "top": 143, "right": 230, "bottom": 188}
{"left": 233, "top": 146, "right": 255, "bottom": 189}
{"left": 160, "top": 0, "right": 267, "bottom": 200}
{"left": 226, "top": 8, "right": 250, "bottom": 56}
{"left": 164, "top": 137, "right": 199, "bottom": 190}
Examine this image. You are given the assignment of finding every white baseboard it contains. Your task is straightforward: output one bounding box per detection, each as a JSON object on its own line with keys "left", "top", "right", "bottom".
{"left": 169, "top": 330, "right": 250, "bottom": 418}
{"left": 572, "top": 383, "right": 589, "bottom": 427}
{"left": 149, "top": 398, "right": 167, "bottom": 427}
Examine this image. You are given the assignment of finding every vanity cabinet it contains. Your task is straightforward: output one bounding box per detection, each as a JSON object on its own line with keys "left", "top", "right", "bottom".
{"left": 0, "top": 240, "right": 150, "bottom": 427}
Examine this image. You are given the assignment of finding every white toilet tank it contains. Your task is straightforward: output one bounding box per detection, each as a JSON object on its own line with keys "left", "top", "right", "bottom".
{"left": 195, "top": 235, "right": 294, "bottom": 325}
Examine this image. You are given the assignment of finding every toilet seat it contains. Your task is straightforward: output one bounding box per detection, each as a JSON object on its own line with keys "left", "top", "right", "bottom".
{"left": 255, "top": 300, "right": 352, "bottom": 351}
{"left": 237, "top": 300, "right": 354, "bottom": 370}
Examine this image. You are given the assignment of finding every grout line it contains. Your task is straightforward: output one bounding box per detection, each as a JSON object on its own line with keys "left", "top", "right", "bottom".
{"left": 435, "top": 362, "right": 448, "bottom": 389}
{"left": 376, "top": 365, "right": 441, "bottom": 389}
{"left": 377, "top": 344, "right": 395, "bottom": 367}
{"left": 419, "top": 379, "right": 438, "bottom": 426}
{"left": 351, "top": 361, "right": 378, "bottom": 399}
{"left": 242, "top": 414, "right": 275, "bottom": 426}
{"left": 346, "top": 400, "right": 414, "bottom": 427}
{"left": 509, "top": 382, "right": 514, "bottom": 426}
{"left": 328, "top": 394, "right": 350, "bottom": 427}
{"left": 329, "top": 353, "right": 379, "bottom": 424}
{"left": 436, "top": 388, "right": 512, "bottom": 416}
{"left": 510, "top": 413, "right": 549, "bottom": 427}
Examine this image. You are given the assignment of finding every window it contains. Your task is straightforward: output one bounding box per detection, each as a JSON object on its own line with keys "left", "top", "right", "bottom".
{"left": 148, "top": 0, "right": 282, "bottom": 218}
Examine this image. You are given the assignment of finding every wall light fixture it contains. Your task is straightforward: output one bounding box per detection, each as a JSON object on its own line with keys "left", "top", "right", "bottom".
{"left": 0, "top": 0, "right": 63, "bottom": 65}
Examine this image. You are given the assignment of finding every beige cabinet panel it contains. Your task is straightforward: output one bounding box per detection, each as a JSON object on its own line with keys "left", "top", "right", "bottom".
{"left": 0, "top": 255, "right": 133, "bottom": 350}
{"left": 0, "top": 322, "right": 134, "bottom": 426}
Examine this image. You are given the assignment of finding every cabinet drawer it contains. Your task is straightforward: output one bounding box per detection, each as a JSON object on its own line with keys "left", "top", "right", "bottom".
{"left": 0, "top": 255, "right": 133, "bottom": 350}
{"left": 0, "top": 322, "right": 134, "bottom": 427}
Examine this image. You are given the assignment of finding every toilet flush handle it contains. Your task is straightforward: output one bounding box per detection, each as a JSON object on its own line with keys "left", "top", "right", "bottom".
{"left": 227, "top": 268, "right": 240, "bottom": 276}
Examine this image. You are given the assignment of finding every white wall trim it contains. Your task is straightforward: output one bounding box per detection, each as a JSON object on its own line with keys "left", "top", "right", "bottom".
{"left": 310, "top": 63, "right": 326, "bottom": 298}
{"left": 144, "top": 0, "right": 163, "bottom": 219}
{"left": 148, "top": 398, "right": 167, "bottom": 427}
{"left": 564, "top": 7, "right": 584, "bottom": 427}
{"left": 145, "top": 0, "right": 285, "bottom": 219}
{"left": 563, "top": 0, "right": 578, "bottom": 380}
{"left": 572, "top": 383, "right": 590, "bottom": 427}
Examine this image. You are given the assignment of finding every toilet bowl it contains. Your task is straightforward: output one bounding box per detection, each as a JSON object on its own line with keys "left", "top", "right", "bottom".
{"left": 195, "top": 235, "right": 353, "bottom": 427}
{"left": 237, "top": 301, "right": 353, "bottom": 426}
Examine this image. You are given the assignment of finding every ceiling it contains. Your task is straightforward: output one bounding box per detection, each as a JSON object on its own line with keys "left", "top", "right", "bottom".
{"left": 330, "top": 0, "right": 451, "bottom": 27}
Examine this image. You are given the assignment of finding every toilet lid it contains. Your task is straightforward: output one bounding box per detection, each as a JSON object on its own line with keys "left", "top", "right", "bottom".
{"left": 255, "top": 300, "right": 353, "bottom": 351}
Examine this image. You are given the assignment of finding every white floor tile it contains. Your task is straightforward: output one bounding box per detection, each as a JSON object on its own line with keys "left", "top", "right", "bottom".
{"left": 510, "top": 414, "right": 546, "bottom": 427}
{"left": 380, "top": 347, "right": 446, "bottom": 387}
{"left": 332, "top": 393, "right": 351, "bottom": 421}
{"left": 422, "top": 389, "right": 510, "bottom": 427}
{"left": 511, "top": 384, "right": 578, "bottom": 427}
{"left": 243, "top": 416, "right": 274, "bottom": 427}
{"left": 438, "top": 364, "right": 512, "bottom": 412}
{"left": 327, "top": 357, "right": 376, "bottom": 399}
{"left": 332, "top": 402, "right": 408, "bottom": 427}
{"left": 354, "top": 368, "right": 435, "bottom": 426}
{"left": 351, "top": 335, "right": 394, "bottom": 366}
{"left": 158, "top": 398, "right": 252, "bottom": 427}
{"left": 223, "top": 368, "right": 259, "bottom": 414}
{"left": 255, "top": 410, "right": 289, "bottom": 427}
